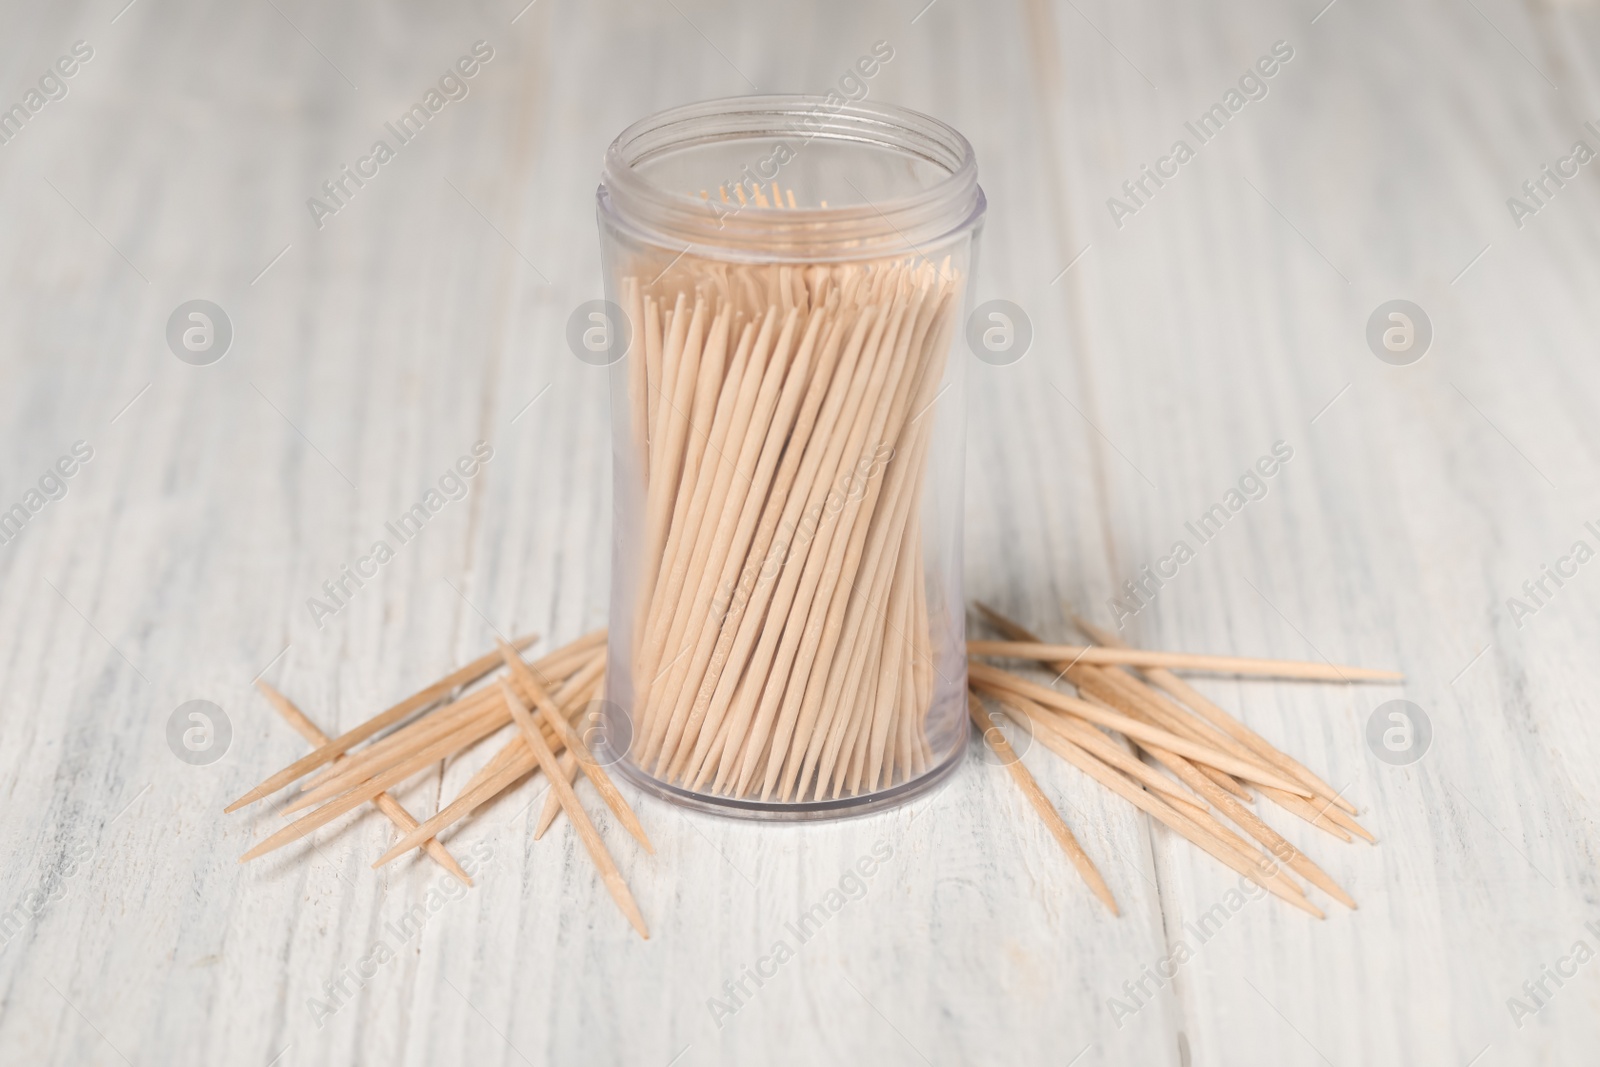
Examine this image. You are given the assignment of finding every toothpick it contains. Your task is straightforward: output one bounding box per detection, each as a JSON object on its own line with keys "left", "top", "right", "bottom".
{"left": 968, "top": 692, "right": 1118, "bottom": 914}
{"left": 784, "top": 283, "right": 947, "bottom": 799}
{"left": 1255, "top": 785, "right": 1353, "bottom": 841}
{"left": 534, "top": 752, "right": 580, "bottom": 840}
{"left": 641, "top": 318, "right": 756, "bottom": 691}
{"left": 875, "top": 590, "right": 920, "bottom": 793}
{"left": 635, "top": 293, "right": 699, "bottom": 689}
{"left": 1004, "top": 687, "right": 1318, "bottom": 908}
{"left": 643, "top": 294, "right": 664, "bottom": 478}
{"left": 499, "top": 680, "right": 649, "bottom": 939}
{"left": 766, "top": 289, "right": 934, "bottom": 800}
{"left": 625, "top": 276, "right": 650, "bottom": 480}
{"left": 807, "top": 351, "right": 940, "bottom": 796}
{"left": 636, "top": 292, "right": 713, "bottom": 716}
{"left": 974, "top": 606, "right": 1364, "bottom": 900}
{"left": 832, "top": 607, "right": 887, "bottom": 798}
{"left": 291, "top": 630, "right": 603, "bottom": 809}
{"left": 714, "top": 303, "right": 893, "bottom": 794}
{"left": 606, "top": 256, "right": 962, "bottom": 802}
{"left": 654, "top": 304, "right": 732, "bottom": 611}
{"left": 966, "top": 640, "right": 1403, "bottom": 683}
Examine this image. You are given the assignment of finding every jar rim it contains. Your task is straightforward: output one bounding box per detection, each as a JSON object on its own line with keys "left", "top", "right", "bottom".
{"left": 599, "top": 94, "right": 982, "bottom": 261}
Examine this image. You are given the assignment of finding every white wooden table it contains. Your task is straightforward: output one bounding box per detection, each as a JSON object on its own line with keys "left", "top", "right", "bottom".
{"left": 3, "top": 0, "right": 1598, "bottom": 1063}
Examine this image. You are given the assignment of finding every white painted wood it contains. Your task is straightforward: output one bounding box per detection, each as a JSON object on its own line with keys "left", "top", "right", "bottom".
{"left": 1, "top": 0, "right": 1597, "bottom": 1064}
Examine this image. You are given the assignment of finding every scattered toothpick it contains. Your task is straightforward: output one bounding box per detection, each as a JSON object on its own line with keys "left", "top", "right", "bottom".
{"left": 499, "top": 679, "right": 650, "bottom": 939}
{"left": 966, "top": 639, "right": 1404, "bottom": 683}
{"left": 967, "top": 602, "right": 1396, "bottom": 917}
{"left": 229, "top": 629, "right": 651, "bottom": 938}
{"left": 968, "top": 692, "right": 1118, "bottom": 915}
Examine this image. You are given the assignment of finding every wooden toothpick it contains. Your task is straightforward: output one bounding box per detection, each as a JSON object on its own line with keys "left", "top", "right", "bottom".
{"left": 967, "top": 640, "right": 1403, "bottom": 683}
{"left": 968, "top": 692, "right": 1118, "bottom": 915}
{"left": 535, "top": 752, "right": 581, "bottom": 840}
{"left": 499, "top": 679, "right": 649, "bottom": 939}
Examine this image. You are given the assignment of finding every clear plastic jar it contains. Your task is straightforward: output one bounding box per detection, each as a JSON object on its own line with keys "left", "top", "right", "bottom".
{"left": 595, "top": 95, "right": 984, "bottom": 819}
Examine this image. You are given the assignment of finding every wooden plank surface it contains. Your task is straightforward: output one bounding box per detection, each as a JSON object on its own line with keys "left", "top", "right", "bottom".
{"left": 1, "top": 0, "right": 1597, "bottom": 1064}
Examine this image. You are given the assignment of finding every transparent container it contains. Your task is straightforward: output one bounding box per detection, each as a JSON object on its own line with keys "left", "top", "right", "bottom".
{"left": 595, "top": 95, "right": 984, "bottom": 819}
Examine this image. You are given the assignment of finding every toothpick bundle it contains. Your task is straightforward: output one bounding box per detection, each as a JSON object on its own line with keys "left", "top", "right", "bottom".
{"left": 620, "top": 223, "right": 963, "bottom": 804}
{"left": 228, "top": 629, "right": 654, "bottom": 939}
{"left": 967, "top": 603, "right": 1403, "bottom": 917}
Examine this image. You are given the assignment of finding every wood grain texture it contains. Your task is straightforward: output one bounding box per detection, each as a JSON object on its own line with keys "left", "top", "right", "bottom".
{"left": 1, "top": 0, "right": 1597, "bottom": 1064}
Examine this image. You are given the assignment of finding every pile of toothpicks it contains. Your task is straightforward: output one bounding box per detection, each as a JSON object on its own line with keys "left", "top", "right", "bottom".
{"left": 965, "top": 604, "right": 1401, "bottom": 918}
{"left": 227, "top": 603, "right": 1401, "bottom": 932}
{"left": 230, "top": 629, "right": 653, "bottom": 938}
